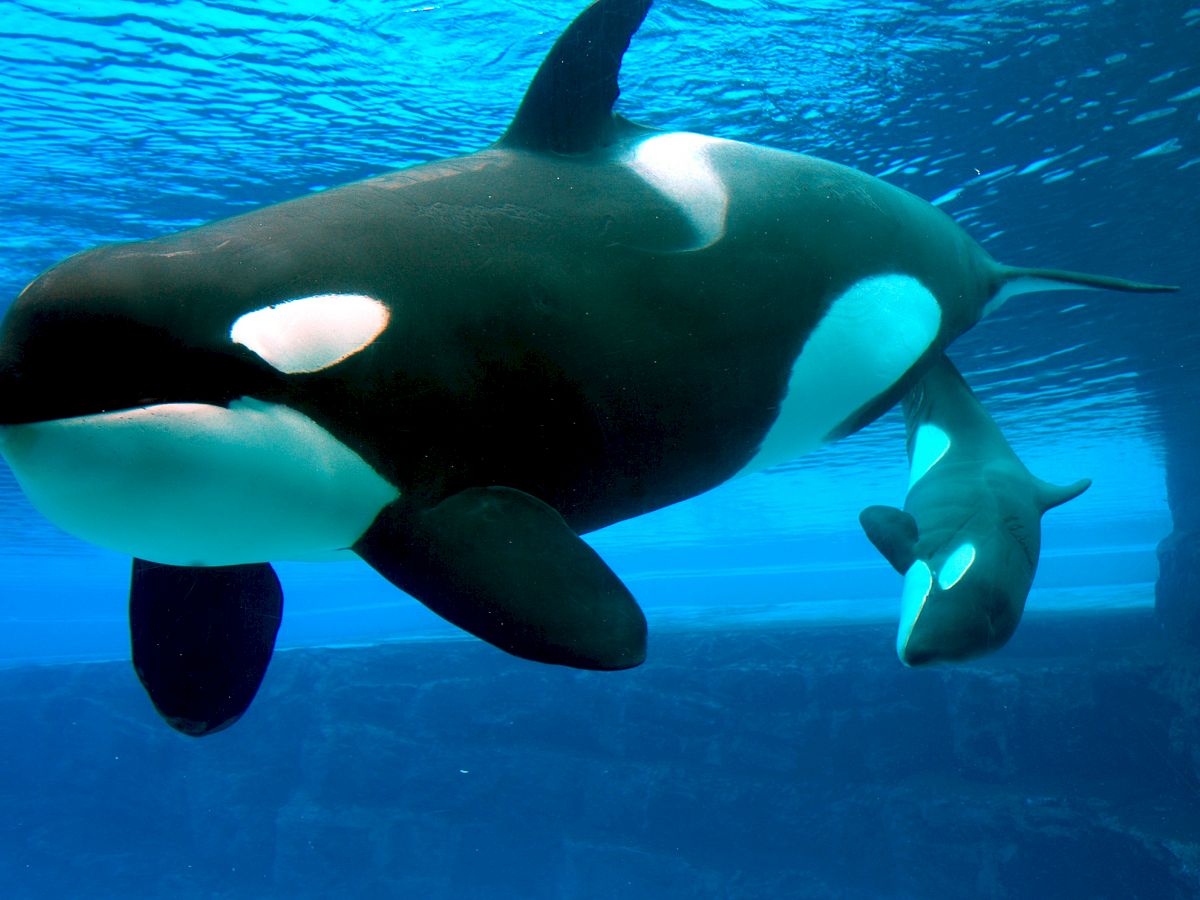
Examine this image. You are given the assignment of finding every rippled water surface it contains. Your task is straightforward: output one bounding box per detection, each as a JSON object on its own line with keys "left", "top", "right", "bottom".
{"left": 0, "top": 0, "right": 1197, "bottom": 663}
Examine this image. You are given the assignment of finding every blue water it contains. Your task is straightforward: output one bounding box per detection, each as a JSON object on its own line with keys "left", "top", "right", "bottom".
{"left": 2, "top": 0, "right": 1196, "bottom": 667}
{"left": 0, "top": 2, "right": 1198, "bottom": 895}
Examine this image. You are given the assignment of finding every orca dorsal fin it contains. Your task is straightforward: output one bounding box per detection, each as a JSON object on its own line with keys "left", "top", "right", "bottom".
{"left": 498, "top": 0, "right": 653, "bottom": 155}
{"left": 859, "top": 505, "right": 920, "bottom": 575}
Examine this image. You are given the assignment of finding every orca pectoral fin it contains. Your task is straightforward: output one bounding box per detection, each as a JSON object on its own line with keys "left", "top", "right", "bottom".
{"left": 859, "top": 505, "right": 920, "bottom": 574}
{"left": 129, "top": 559, "right": 283, "bottom": 737}
{"left": 355, "top": 487, "right": 647, "bottom": 670}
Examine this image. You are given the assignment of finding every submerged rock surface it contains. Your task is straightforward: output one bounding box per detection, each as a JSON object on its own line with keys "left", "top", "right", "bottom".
{"left": 1158, "top": 528, "right": 1200, "bottom": 645}
{"left": 2, "top": 609, "right": 1199, "bottom": 899}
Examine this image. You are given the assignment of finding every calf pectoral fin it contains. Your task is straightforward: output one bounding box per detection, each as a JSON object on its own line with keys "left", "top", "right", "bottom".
{"left": 859, "top": 505, "right": 920, "bottom": 574}
{"left": 129, "top": 559, "right": 283, "bottom": 737}
{"left": 355, "top": 487, "right": 647, "bottom": 670}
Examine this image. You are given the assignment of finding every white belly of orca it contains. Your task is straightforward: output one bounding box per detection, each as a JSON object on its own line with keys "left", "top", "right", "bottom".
{"left": 0, "top": 398, "right": 399, "bottom": 566}
{"left": 739, "top": 273, "right": 942, "bottom": 474}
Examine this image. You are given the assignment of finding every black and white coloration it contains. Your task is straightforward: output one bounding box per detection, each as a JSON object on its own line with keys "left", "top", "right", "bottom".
{"left": 860, "top": 353, "right": 1091, "bottom": 667}
{"left": 0, "top": 0, "right": 1176, "bottom": 734}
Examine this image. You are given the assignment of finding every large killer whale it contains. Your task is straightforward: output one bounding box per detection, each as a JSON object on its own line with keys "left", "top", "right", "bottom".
{"left": 0, "top": 0, "right": 1177, "bottom": 735}
{"left": 860, "top": 353, "right": 1091, "bottom": 667}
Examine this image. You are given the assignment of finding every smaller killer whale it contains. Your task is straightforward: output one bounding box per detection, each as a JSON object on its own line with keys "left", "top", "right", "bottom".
{"left": 0, "top": 0, "right": 1177, "bottom": 735}
{"left": 860, "top": 353, "right": 1090, "bottom": 666}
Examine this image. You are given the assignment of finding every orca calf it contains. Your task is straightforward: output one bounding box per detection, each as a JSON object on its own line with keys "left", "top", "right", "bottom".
{"left": 0, "top": 0, "right": 1176, "bottom": 734}
{"left": 860, "top": 353, "right": 1090, "bottom": 666}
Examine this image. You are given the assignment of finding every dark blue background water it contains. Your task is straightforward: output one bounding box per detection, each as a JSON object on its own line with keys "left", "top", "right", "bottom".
{"left": 1, "top": 1, "right": 1198, "bottom": 896}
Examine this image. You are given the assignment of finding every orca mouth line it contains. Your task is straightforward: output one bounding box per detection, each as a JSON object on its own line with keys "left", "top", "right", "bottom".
{"left": 0, "top": 328, "right": 278, "bottom": 427}
{"left": 103, "top": 396, "right": 238, "bottom": 417}
{"left": 0, "top": 394, "right": 242, "bottom": 429}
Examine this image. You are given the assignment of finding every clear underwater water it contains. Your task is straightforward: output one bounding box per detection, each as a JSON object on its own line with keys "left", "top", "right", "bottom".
{"left": 2, "top": 2, "right": 1200, "bottom": 898}
{"left": 0, "top": 0, "right": 1195, "bottom": 664}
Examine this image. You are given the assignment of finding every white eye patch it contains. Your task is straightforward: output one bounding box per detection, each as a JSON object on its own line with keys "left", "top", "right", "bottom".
{"left": 231, "top": 293, "right": 390, "bottom": 374}
{"left": 937, "top": 543, "right": 977, "bottom": 591}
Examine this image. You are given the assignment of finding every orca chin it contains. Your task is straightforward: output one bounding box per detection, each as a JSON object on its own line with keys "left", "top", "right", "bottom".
{"left": 897, "top": 644, "right": 939, "bottom": 668}
{"left": 898, "top": 615, "right": 984, "bottom": 667}
{"left": 0, "top": 398, "right": 399, "bottom": 567}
